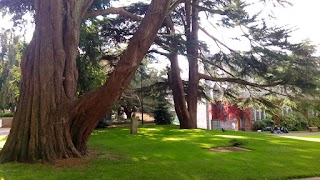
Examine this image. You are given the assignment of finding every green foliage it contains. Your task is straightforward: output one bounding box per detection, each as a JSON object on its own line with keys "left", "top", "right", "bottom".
{"left": 77, "top": 19, "right": 110, "bottom": 96}
{"left": 281, "top": 112, "right": 308, "bottom": 131}
{"left": 252, "top": 120, "right": 266, "bottom": 131}
{"left": 90, "top": 0, "right": 110, "bottom": 10}
{"left": 294, "top": 99, "right": 320, "bottom": 128}
{"left": 133, "top": 64, "right": 172, "bottom": 114}
{"left": 252, "top": 118, "right": 275, "bottom": 131}
{"left": 153, "top": 102, "right": 173, "bottom": 125}
{"left": 229, "top": 139, "right": 247, "bottom": 147}
{"left": 0, "top": 112, "right": 14, "bottom": 117}
{"left": 0, "top": 30, "right": 24, "bottom": 111}
{"left": 308, "top": 117, "right": 320, "bottom": 128}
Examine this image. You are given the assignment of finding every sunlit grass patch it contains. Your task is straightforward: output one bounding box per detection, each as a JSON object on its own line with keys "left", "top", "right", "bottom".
{"left": 0, "top": 136, "right": 7, "bottom": 149}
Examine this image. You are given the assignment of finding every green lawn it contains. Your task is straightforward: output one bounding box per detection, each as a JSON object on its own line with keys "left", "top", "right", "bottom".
{"left": 0, "top": 125, "right": 320, "bottom": 180}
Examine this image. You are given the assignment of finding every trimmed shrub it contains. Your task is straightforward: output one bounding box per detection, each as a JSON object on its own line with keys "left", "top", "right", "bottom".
{"left": 252, "top": 118, "right": 275, "bottom": 131}
{"left": 0, "top": 112, "right": 14, "bottom": 117}
{"left": 252, "top": 120, "right": 266, "bottom": 131}
{"left": 261, "top": 118, "right": 275, "bottom": 127}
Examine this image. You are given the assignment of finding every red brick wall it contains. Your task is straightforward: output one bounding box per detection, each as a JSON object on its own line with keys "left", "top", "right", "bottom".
{"left": 0, "top": 117, "right": 13, "bottom": 128}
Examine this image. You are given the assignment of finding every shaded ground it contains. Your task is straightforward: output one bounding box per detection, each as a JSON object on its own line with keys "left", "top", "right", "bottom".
{"left": 206, "top": 146, "right": 251, "bottom": 152}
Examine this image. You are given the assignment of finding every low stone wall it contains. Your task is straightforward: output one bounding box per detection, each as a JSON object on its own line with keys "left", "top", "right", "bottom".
{"left": 309, "top": 127, "right": 319, "bottom": 132}
{"left": 0, "top": 117, "right": 13, "bottom": 128}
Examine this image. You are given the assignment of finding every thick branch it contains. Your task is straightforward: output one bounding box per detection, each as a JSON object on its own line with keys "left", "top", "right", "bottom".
{"left": 81, "top": 0, "right": 95, "bottom": 19}
{"left": 198, "top": 73, "right": 283, "bottom": 88}
{"left": 85, "top": 7, "right": 143, "bottom": 21}
{"left": 169, "top": 0, "right": 185, "bottom": 12}
{"left": 148, "top": 49, "right": 169, "bottom": 57}
{"left": 70, "top": 0, "right": 171, "bottom": 150}
{"left": 199, "top": 56, "right": 236, "bottom": 78}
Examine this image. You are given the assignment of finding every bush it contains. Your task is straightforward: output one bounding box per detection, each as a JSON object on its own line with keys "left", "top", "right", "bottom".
{"left": 153, "top": 103, "right": 172, "bottom": 125}
{"left": 261, "top": 118, "right": 275, "bottom": 127}
{"left": 230, "top": 139, "right": 247, "bottom": 147}
{"left": 281, "top": 112, "right": 308, "bottom": 131}
{"left": 252, "top": 120, "right": 266, "bottom": 131}
{"left": 252, "top": 118, "right": 275, "bottom": 131}
{"left": 308, "top": 117, "right": 320, "bottom": 127}
{"left": 0, "top": 112, "right": 14, "bottom": 117}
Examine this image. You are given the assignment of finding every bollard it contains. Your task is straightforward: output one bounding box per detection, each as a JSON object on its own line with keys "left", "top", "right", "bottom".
{"left": 131, "top": 117, "right": 139, "bottom": 134}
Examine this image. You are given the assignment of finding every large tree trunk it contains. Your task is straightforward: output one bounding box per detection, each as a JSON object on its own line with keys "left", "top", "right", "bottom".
{"left": 0, "top": 0, "right": 170, "bottom": 163}
{"left": 165, "top": 17, "right": 191, "bottom": 129}
{"left": 169, "top": 53, "right": 191, "bottom": 129}
{"left": 185, "top": 1, "right": 200, "bottom": 129}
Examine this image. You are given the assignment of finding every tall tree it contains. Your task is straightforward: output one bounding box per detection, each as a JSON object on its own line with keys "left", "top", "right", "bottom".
{"left": 88, "top": 1, "right": 319, "bottom": 131}
{"left": 0, "top": 0, "right": 170, "bottom": 163}
{"left": 168, "top": 0, "right": 319, "bottom": 128}
{"left": 0, "top": 29, "right": 23, "bottom": 112}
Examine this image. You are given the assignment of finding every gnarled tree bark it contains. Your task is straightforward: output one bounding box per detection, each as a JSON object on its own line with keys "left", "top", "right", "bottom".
{"left": 0, "top": 0, "right": 170, "bottom": 163}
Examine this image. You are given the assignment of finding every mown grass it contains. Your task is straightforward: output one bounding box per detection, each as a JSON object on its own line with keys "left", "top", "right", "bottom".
{"left": 0, "top": 125, "right": 320, "bottom": 180}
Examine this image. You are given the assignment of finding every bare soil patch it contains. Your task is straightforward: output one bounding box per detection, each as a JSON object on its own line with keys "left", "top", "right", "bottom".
{"left": 207, "top": 146, "right": 251, "bottom": 152}
{"left": 53, "top": 149, "right": 98, "bottom": 169}
{"left": 54, "top": 157, "right": 90, "bottom": 169}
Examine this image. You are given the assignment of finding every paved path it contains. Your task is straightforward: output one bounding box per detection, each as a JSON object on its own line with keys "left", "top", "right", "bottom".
{"left": 265, "top": 131, "right": 320, "bottom": 136}
{"left": 291, "top": 177, "right": 320, "bottom": 180}
{"left": 0, "top": 128, "right": 10, "bottom": 138}
{"left": 276, "top": 132, "right": 320, "bottom": 136}
{"left": 267, "top": 131, "right": 320, "bottom": 142}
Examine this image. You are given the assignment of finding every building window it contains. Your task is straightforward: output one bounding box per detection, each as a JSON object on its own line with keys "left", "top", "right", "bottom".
{"left": 282, "top": 106, "right": 292, "bottom": 115}
{"left": 252, "top": 108, "right": 265, "bottom": 121}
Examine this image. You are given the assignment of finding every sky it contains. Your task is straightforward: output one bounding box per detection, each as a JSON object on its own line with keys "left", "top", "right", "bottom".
{"left": 272, "top": 0, "right": 320, "bottom": 49}
{"left": 0, "top": 1, "right": 319, "bottom": 53}
{"left": 197, "top": 0, "right": 320, "bottom": 54}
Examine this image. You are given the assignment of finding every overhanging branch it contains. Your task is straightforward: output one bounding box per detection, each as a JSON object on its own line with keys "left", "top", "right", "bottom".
{"left": 84, "top": 0, "right": 184, "bottom": 21}
{"left": 148, "top": 49, "right": 169, "bottom": 57}
{"left": 85, "top": 7, "right": 143, "bottom": 21}
{"left": 198, "top": 73, "right": 283, "bottom": 88}
{"left": 169, "top": 0, "right": 186, "bottom": 12}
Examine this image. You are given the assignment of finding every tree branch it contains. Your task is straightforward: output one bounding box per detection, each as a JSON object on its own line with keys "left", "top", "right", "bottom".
{"left": 81, "top": 0, "right": 95, "bottom": 19}
{"left": 198, "top": 56, "right": 236, "bottom": 78}
{"left": 169, "top": 0, "right": 185, "bottom": 12}
{"left": 71, "top": 0, "right": 171, "bottom": 140}
{"left": 198, "top": 73, "right": 283, "bottom": 88}
{"left": 84, "top": 0, "right": 188, "bottom": 21}
{"left": 196, "top": 5, "right": 226, "bottom": 15}
{"left": 199, "top": 26, "right": 237, "bottom": 53}
{"left": 84, "top": 7, "right": 143, "bottom": 21}
{"left": 148, "top": 49, "right": 169, "bottom": 57}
